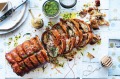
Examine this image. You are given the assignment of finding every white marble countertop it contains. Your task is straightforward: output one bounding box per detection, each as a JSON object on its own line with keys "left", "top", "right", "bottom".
{"left": 0, "top": 0, "right": 120, "bottom": 79}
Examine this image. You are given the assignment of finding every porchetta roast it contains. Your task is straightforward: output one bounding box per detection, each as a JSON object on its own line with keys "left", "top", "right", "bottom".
{"left": 6, "top": 19, "right": 101, "bottom": 76}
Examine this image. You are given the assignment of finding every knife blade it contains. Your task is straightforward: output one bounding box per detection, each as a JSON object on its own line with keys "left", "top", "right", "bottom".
{"left": 0, "top": 0, "right": 28, "bottom": 22}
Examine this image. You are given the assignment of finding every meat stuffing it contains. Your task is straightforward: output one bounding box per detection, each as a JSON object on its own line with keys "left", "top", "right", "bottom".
{"left": 42, "top": 19, "right": 101, "bottom": 57}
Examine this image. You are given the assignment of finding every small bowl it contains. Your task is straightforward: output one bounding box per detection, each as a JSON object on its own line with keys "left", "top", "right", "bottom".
{"left": 59, "top": 0, "right": 77, "bottom": 8}
{"left": 42, "top": 0, "right": 61, "bottom": 18}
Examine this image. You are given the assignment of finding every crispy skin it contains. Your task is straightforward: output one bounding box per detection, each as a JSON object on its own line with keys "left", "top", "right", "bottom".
{"left": 58, "top": 22, "right": 68, "bottom": 36}
{"left": 58, "top": 38, "right": 66, "bottom": 54}
{"left": 37, "top": 51, "right": 46, "bottom": 64}
{"left": 79, "top": 32, "right": 93, "bottom": 47}
{"left": 53, "top": 24, "right": 68, "bottom": 38}
{"left": 74, "top": 19, "right": 91, "bottom": 32}
{"left": 41, "top": 49, "right": 49, "bottom": 62}
{"left": 87, "top": 32, "right": 94, "bottom": 44}
{"left": 51, "top": 29, "right": 61, "bottom": 40}
{"left": 6, "top": 36, "right": 47, "bottom": 76}
{"left": 90, "top": 34, "right": 101, "bottom": 45}
{"left": 12, "top": 63, "right": 24, "bottom": 76}
{"left": 18, "top": 61, "right": 29, "bottom": 73}
{"left": 41, "top": 30, "right": 49, "bottom": 47}
{"left": 22, "top": 40, "right": 34, "bottom": 56}
{"left": 29, "top": 54, "right": 40, "bottom": 67}
{"left": 16, "top": 45, "right": 27, "bottom": 59}
{"left": 52, "top": 23, "right": 66, "bottom": 36}
{"left": 5, "top": 53, "right": 16, "bottom": 65}
{"left": 71, "top": 19, "right": 83, "bottom": 46}
{"left": 69, "top": 19, "right": 80, "bottom": 36}
{"left": 79, "top": 33, "right": 88, "bottom": 47}
{"left": 29, "top": 37, "right": 41, "bottom": 52}
{"left": 66, "top": 20, "right": 80, "bottom": 47}
{"left": 59, "top": 19, "right": 69, "bottom": 38}
{"left": 24, "top": 58, "right": 34, "bottom": 69}
{"left": 50, "top": 30, "right": 61, "bottom": 46}
{"left": 36, "top": 36, "right": 44, "bottom": 49}
{"left": 70, "top": 37, "right": 76, "bottom": 51}
{"left": 64, "top": 37, "right": 76, "bottom": 54}
{"left": 11, "top": 49, "right": 22, "bottom": 62}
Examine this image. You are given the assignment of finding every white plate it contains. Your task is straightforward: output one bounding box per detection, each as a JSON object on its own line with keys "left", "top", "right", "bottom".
{"left": 0, "top": 0, "right": 26, "bottom": 31}
{"left": 0, "top": 1, "right": 29, "bottom": 34}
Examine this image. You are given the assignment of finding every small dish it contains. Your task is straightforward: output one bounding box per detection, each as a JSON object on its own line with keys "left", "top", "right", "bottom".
{"left": 42, "top": 0, "right": 60, "bottom": 18}
{"left": 59, "top": 0, "right": 77, "bottom": 8}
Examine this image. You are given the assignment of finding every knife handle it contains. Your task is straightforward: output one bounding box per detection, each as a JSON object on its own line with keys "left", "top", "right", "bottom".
{"left": 0, "top": 8, "right": 14, "bottom": 22}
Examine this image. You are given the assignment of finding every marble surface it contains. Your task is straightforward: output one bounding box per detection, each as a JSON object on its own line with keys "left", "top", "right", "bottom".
{"left": 0, "top": 0, "right": 120, "bottom": 79}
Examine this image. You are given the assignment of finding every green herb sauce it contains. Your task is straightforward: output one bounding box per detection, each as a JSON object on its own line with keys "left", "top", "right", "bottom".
{"left": 44, "top": 0, "right": 59, "bottom": 16}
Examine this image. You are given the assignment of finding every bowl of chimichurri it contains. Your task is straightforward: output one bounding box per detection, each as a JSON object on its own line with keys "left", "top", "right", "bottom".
{"left": 43, "top": 0, "right": 60, "bottom": 18}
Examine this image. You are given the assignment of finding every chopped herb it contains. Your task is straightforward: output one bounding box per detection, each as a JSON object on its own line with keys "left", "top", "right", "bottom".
{"left": 48, "top": 21, "right": 54, "bottom": 26}
{"left": 83, "top": 3, "right": 92, "bottom": 8}
{"left": 81, "top": 52, "right": 84, "bottom": 56}
{"left": 42, "top": 65, "right": 47, "bottom": 72}
{"left": 84, "top": 4, "right": 89, "bottom": 8}
{"left": 61, "top": 12, "right": 77, "bottom": 20}
{"left": 14, "top": 42, "right": 18, "bottom": 47}
{"left": 92, "top": 48, "right": 95, "bottom": 51}
{"left": 76, "top": 12, "right": 80, "bottom": 16}
{"left": 15, "top": 35, "right": 21, "bottom": 40}
{"left": 9, "top": 37, "right": 12, "bottom": 41}
{"left": 97, "top": 40, "right": 101, "bottom": 45}
{"left": 13, "top": 35, "right": 21, "bottom": 47}
{"left": 49, "top": 56, "right": 59, "bottom": 65}
{"left": 7, "top": 42, "right": 11, "bottom": 45}
{"left": 58, "top": 63, "right": 64, "bottom": 67}
{"left": 49, "top": 47, "right": 58, "bottom": 57}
